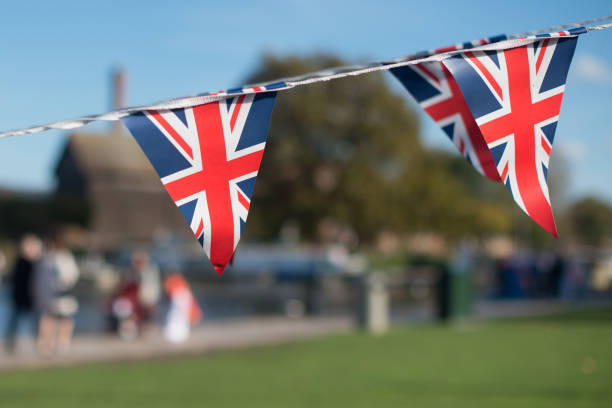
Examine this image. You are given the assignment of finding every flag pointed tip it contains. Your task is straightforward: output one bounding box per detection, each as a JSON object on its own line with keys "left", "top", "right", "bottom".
{"left": 213, "top": 264, "right": 227, "bottom": 276}
{"left": 541, "top": 225, "right": 558, "bottom": 239}
{"left": 550, "top": 226, "right": 559, "bottom": 239}
{"left": 539, "top": 217, "right": 558, "bottom": 239}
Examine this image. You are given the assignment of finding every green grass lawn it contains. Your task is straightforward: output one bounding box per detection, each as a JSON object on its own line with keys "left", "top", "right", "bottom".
{"left": 1, "top": 308, "right": 611, "bottom": 408}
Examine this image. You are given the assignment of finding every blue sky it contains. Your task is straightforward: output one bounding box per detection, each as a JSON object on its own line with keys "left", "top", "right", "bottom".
{"left": 0, "top": 0, "right": 610, "bottom": 204}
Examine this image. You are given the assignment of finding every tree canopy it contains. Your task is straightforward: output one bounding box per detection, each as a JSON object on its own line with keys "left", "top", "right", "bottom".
{"left": 243, "top": 54, "right": 515, "bottom": 245}
{"left": 566, "top": 197, "right": 612, "bottom": 246}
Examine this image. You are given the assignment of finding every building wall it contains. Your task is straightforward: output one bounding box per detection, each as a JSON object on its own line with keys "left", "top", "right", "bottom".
{"left": 55, "top": 136, "right": 193, "bottom": 249}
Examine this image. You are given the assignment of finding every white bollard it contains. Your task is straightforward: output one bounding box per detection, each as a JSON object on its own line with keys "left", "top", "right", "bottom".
{"left": 365, "top": 272, "right": 389, "bottom": 334}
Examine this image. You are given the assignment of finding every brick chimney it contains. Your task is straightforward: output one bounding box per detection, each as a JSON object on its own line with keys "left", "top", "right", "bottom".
{"left": 111, "top": 68, "right": 127, "bottom": 136}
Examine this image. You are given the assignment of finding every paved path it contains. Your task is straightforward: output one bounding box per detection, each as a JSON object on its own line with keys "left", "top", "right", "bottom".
{"left": 2, "top": 299, "right": 609, "bottom": 371}
{"left": 0, "top": 316, "right": 353, "bottom": 371}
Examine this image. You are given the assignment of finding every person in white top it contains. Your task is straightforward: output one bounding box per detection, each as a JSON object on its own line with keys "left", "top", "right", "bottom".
{"left": 35, "top": 233, "right": 79, "bottom": 355}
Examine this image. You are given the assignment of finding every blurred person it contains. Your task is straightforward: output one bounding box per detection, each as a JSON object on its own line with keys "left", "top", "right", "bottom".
{"left": 163, "top": 272, "right": 202, "bottom": 343}
{"left": 132, "top": 251, "right": 161, "bottom": 330}
{"left": 496, "top": 256, "right": 523, "bottom": 299}
{"left": 35, "top": 234, "right": 79, "bottom": 355}
{"left": 3, "top": 234, "right": 43, "bottom": 354}
{"left": 548, "top": 252, "right": 565, "bottom": 298}
{"left": 108, "top": 279, "right": 141, "bottom": 339}
{"left": 561, "top": 256, "right": 589, "bottom": 300}
{"left": 107, "top": 251, "right": 160, "bottom": 339}
{"left": 0, "top": 249, "right": 6, "bottom": 277}
{"left": 591, "top": 257, "right": 612, "bottom": 292}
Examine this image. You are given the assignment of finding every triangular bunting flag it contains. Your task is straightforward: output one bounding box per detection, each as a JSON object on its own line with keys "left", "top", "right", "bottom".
{"left": 122, "top": 92, "right": 276, "bottom": 275}
{"left": 443, "top": 36, "right": 579, "bottom": 236}
{"left": 391, "top": 62, "right": 501, "bottom": 181}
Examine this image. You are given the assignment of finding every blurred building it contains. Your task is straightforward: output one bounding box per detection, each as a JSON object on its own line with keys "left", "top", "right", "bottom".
{"left": 54, "top": 71, "right": 189, "bottom": 249}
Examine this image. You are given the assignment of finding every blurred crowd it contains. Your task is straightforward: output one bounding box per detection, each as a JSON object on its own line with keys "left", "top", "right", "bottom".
{"left": 2, "top": 232, "right": 612, "bottom": 358}
{"left": 1, "top": 233, "right": 201, "bottom": 357}
{"left": 491, "top": 249, "right": 611, "bottom": 300}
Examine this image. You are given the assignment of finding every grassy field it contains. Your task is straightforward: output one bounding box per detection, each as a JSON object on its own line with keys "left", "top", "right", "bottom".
{"left": 1, "top": 308, "right": 611, "bottom": 407}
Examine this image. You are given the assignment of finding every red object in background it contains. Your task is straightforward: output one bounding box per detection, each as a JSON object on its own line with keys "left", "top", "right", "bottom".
{"left": 164, "top": 273, "right": 202, "bottom": 325}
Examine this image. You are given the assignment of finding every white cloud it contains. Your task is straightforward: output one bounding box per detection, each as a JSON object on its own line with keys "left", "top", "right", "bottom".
{"left": 573, "top": 55, "right": 612, "bottom": 84}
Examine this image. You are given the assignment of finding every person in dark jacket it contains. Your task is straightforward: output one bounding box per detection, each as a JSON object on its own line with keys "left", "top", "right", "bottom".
{"left": 3, "top": 234, "right": 43, "bottom": 354}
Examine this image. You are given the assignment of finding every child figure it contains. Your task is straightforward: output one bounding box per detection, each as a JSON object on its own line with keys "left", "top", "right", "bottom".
{"left": 163, "top": 273, "right": 202, "bottom": 343}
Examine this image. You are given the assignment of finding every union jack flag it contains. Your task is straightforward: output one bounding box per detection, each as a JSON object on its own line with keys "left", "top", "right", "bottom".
{"left": 122, "top": 93, "right": 276, "bottom": 275}
{"left": 391, "top": 62, "right": 500, "bottom": 181}
{"left": 443, "top": 36, "right": 579, "bottom": 236}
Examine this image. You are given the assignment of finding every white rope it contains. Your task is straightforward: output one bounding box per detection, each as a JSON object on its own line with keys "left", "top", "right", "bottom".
{"left": 587, "top": 22, "right": 612, "bottom": 31}
{"left": 1, "top": 17, "right": 611, "bottom": 140}
{"left": 509, "top": 14, "right": 612, "bottom": 38}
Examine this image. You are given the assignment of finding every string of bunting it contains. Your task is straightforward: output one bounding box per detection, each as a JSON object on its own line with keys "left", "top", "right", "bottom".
{"left": 1, "top": 17, "right": 612, "bottom": 275}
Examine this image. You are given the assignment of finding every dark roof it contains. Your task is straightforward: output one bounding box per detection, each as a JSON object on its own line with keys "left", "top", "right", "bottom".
{"left": 54, "top": 130, "right": 192, "bottom": 247}
{"left": 57, "top": 131, "right": 165, "bottom": 192}
{"left": 64, "top": 131, "right": 153, "bottom": 174}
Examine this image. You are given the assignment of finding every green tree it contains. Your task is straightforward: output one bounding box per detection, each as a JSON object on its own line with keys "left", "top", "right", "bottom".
{"left": 242, "top": 54, "right": 514, "bottom": 244}
{"left": 244, "top": 55, "right": 418, "bottom": 241}
{"left": 566, "top": 197, "right": 612, "bottom": 245}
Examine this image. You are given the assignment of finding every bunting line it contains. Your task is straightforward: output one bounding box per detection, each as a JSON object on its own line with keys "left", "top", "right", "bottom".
{"left": 508, "top": 14, "right": 612, "bottom": 38}
{"left": 0, "top": 19, "right": 609, "bottom": 140}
